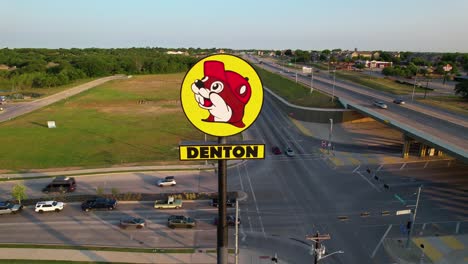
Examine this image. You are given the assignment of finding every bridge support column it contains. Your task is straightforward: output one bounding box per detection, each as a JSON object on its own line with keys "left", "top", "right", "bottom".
{"left": 402, "top": 135, "right": 411, "bottom": 159}
{"left": 419, "top": 144, "right": 427, "bottom": 158}
{"left": 437, "top": 150, "right": 444, "bottom": 157}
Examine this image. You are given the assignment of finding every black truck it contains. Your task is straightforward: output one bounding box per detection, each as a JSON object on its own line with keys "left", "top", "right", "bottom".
{"left": 81, "top": 198, "right": 117, "bottom": 212}
{"left": 43, "top": 176, "right": 76, "bottom": 193}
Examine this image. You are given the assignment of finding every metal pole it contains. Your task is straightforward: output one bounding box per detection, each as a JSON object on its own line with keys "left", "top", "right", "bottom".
{"left": 314, "top": 232, "right": 320, "bottom": 264}
{"left": 296, "top": 72, "right": 298, "bottom": 83}
{"left": 406, "top": 186, "right": 422, "bottom": 248}
{"left": 235, "top": 199, "right": 239, "bottom": 264}
{"left": 332, "top": 70, "right": 336, "bottom": 102}
{"left": 205, "top": 134, "right": 208, "bottom": 166}
{"left": 412, "top": 75, "right": 417, "bottom": 102}
{"left": 328, "top": 118, "right": 333, "bottom": 153}
{"left": 217, "top": 136, "right": 228, "bottom": 264}
{"left": 310, "top": 67, "right": 314, "bottom": 93}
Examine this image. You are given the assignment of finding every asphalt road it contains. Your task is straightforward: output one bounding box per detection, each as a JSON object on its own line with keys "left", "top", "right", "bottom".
{"left": 227, "top": 93, "right": 468, "bottom": 263}
{"left": 0, "top": 75, "right": 127, "bottom": 123}
{"left": 0, "top": 171, "right": 218, "bottom": 201}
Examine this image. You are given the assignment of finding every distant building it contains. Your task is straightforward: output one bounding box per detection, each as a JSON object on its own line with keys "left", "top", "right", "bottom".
{"left": 348, "top": 51, "right": 380, "bottom": 60}
{"left": 359, "top": 60, "right": 392, "bottom": 68}
{"left": 166, "top": 51, "right": 188, "bottom": 55}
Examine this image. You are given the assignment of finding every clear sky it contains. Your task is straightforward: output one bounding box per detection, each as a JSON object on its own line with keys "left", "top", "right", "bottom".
{"left": 1, "top": 0, "right": 467, "bottom": 52}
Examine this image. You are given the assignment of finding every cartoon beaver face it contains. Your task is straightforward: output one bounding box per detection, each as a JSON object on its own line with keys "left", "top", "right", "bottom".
{"left": 191, "top": 61, "right": 251, "bottom": 128}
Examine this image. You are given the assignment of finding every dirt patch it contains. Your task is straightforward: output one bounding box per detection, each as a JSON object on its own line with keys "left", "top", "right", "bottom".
{"left": 97, "top": 104, "right": 179, "bottom": 116}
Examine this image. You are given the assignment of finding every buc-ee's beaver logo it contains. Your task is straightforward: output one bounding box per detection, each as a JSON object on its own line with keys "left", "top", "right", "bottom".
{"left": 181, "top": 54, "right": 263, "bottom": 137}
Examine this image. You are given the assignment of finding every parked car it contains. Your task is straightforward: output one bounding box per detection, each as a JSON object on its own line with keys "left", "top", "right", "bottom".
{"left": 81, "top": 198, "right": 117, "bottom": 212}
{"left": 157, "top": 176, "right": 176, "bottom": 187}
{"left": 120, "top": 217, "right": 145, "bottom": 229}
{"left": 167, "top": 215, "right": 196, "bottom": 229}
{"left": 393, "top": 98, "right": 405, "bottom": 105}
{"left": 271, "top": 146, "right": 281, "bottom": 155}
{"left": 210, "top": 197, "right": 236, "bottom": 207}
{"left": 285, "top": 147, "right": 295, "bottom": 157}
{"left": 214, "top": 215, "right": 241, "bottom": 226}
{"left": 373, "top": 100, "right": 388, "bottom": 109}
{"left": 35, "top": 201, "right": 64, "bottom": 213}
{"left": 43, "top": 176, "right": 76, "bottom": 193}
{"left": 0, "top": 201, "right": 23, "bottom": 215}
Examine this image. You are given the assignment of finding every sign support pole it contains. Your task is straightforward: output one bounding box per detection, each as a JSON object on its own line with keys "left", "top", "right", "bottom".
{"left": 217, "top": 136, "right": 228, "bottom": 264}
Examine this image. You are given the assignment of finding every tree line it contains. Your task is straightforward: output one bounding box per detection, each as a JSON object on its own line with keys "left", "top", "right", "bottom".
{"left": 0, "top": 48, "right": 201, "bottom": 90}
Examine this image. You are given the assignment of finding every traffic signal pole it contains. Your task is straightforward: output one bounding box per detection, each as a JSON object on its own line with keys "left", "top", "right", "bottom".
{"left": 217, "top": 136, "right": 228, "bottom": 264}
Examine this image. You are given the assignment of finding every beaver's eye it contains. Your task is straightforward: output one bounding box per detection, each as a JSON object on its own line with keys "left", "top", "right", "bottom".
{"left": 210, "top": 81, "right": 224, "bottom": 93}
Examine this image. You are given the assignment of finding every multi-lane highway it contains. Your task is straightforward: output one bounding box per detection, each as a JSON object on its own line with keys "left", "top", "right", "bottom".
{"left": 248, "top": 56, "right": 468, "bottom": 162}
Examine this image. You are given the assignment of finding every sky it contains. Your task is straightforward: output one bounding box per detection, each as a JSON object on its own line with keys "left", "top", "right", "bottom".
{"left": 1, "top": 0, "right": 467, "bottom": 52}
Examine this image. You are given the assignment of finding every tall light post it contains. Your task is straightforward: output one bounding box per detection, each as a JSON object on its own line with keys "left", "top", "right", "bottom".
{"left": 412, "top": 75, "right": 417, "bottom": 102}
{"left": 331, "top": 69, "right": 336, "bottom": 102}
{"left": 235, "top": 199, "right": 239, "bottom": 264}
{"left": 310, "top": 67, "right": 314, "bottom": 94}
{"left": 328, "top": 118, "right": 333, "bottom": 153}
{"left": 406, "top": 186, "right": 422, "bottom": 248}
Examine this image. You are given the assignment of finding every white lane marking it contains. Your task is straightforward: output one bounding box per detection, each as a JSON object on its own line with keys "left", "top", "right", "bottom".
{"left": 400, "top": 163, "right": 406, "bottom": 170}
{"left": 352, "top": 164, "right": 361, "bottom": 173}
{"left": 237, "top": 166, "right": 252, "bottom": 233}
{"left": 356, "top": 171, "right": 381, "bottom": 192}
{"left": 371, "top": 224, "right": 393, "bottom": 258}
{"left": 243, "top": 164, "right": 265, "bottom": 237}
{"left": 377, "top": 164, "right": 383, "bottom": 172}
{"left": 424, "top": 162, "right": 429, "bottom": 168}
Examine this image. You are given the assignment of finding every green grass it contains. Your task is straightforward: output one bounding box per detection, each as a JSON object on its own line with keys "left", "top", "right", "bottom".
{"left": 0, "top": 74, "right": 205, "bottom": 171}
{"left": 255, "top": 66, "right": 340, "bottom": 108}
{"left": 334, "top": 71, "right": 430, "bottom": 95}
{"left": 417, "top": 95, "right": 468, "bottom": 115}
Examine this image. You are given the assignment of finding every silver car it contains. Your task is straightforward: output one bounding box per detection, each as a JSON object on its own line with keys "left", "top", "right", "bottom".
{"left": 0, "top": 202, "right": 23, "bottom": 215}
{"left": 373, "top": 100, "right": 388, "bottom": 109}
{"left": 157, "top": 176, "right": 176, "bottom": 187}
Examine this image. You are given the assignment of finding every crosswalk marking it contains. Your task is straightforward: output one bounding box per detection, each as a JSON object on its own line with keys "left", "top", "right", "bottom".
{"left": 440, "top": 236, "right": 464, "bottom": 250}
{"left": 413, "top": 238, "right": 443, "bottom": 262}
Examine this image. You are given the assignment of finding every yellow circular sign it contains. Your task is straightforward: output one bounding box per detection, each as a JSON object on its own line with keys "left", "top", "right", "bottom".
{"left": 181, "top": 54, "right": 263, "bottom": 137}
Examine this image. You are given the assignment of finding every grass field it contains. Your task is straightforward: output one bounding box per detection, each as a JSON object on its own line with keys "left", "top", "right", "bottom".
{"left": 255, "top": 66, "right": 340, "bottom": 108}
{"left": 417, "top": 95, "right": 468, "bottom": 115}
{"left": 0, "top": 74, "right": 208, "bottom": 171}
{"left": 334, "top": 70, "right": 430, "bottom": 95}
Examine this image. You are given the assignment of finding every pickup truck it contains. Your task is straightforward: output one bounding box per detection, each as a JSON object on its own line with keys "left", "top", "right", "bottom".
{"left": 154, "top": 196, "right": 182, "bottom": 209}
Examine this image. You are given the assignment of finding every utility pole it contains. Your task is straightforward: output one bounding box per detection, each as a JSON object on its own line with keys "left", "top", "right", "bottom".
{"left": 306, "top": 232, "right": 331, "bottom": 264}
{"left": 406, "top": 186, "right": 422, "bottom": 248}
{"left": 332, "top": 69, "right": 336, "bottom": 102}
{"left": 310, "top": 67, "right": 314, "bottom": 94}
{"left": 328, "top": 118, "right": 333, "bottom": 154}
{"left": 412, "top": 75, "right": 417, "bottom": 102}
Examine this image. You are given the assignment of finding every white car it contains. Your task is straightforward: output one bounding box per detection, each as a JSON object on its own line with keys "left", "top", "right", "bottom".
{"left": 157, "top": 176, "right": 176, "bottom": 187}
{"left": 373, "top": 100, "right": 388, "bottom": 109}
{"left": 285, "top": 147, "right": 295, "bottom": 157}
{"left": 35, "top": 201, "right": 64, "bottom": 213}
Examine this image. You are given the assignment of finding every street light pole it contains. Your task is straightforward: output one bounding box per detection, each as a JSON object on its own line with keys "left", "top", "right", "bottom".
{"left": 412, "top": 75, "right": 417, "bottom": 102}
{"left": 332, "top": 69, "right": 336, "bottom": 102}
{"left": 328, "top": 118, "right": 333, "bottom": 153}
{"left": 406, "top": 186, "right": 422, "bottom": 248}
{"left": 310, "top": 67, "right": 314, "bottom": 93}
{"left": 235, "top": 199, "right": 239, "bottom": 264}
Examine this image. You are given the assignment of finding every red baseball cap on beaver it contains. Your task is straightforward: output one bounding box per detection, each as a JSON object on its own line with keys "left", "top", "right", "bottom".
{"left": 204, "top": 61, "right": 251, "bottom": 104}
